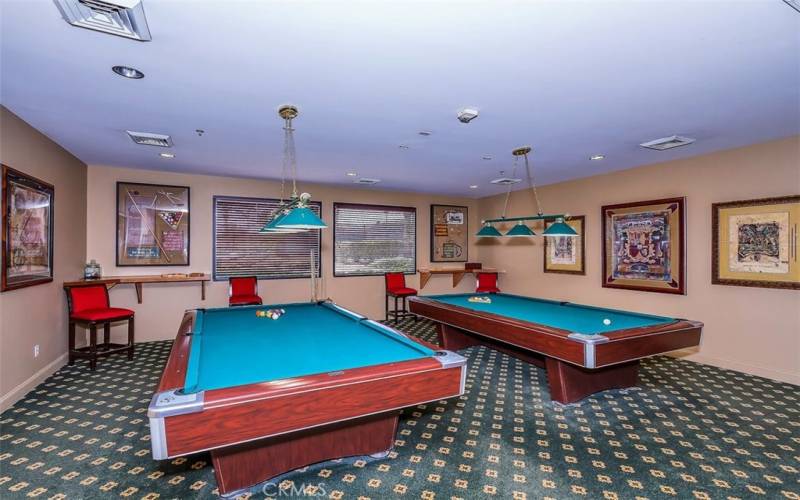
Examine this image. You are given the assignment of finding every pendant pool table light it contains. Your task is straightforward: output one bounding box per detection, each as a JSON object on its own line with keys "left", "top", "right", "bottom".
{"left": 476, "top": 146, "right": 577, "bottom": 238}
{"left": 260, "top": 105, "right": 327, "bottom": 232}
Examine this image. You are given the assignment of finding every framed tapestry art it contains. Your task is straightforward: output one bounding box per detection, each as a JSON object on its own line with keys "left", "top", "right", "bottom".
{"left": 712, "top": 195, "right": 799, "bottom": 290}
{"left": 431, "top": 204, "right": 468, "bottom": 262}
{"left": 117, "top": 182, "right": 190, "bottom": 266}
{"left": 602, "top": 197, "right": 686, "bottom": 294}
{"left": 543, "top": 215, "right": 585, "bottom": 275}
{"left": 1, "top": 165, "right": 54, "bottom": 291}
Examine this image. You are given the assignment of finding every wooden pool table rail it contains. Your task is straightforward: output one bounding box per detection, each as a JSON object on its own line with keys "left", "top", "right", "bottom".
{"left": 408, "top": 296, "right": 703, "bottom": 369}
{"left": 409, "top": 295, "right": 702, "bottom": 404}
{"left": 149, "top": 303, "right": 467, "bottom": 495}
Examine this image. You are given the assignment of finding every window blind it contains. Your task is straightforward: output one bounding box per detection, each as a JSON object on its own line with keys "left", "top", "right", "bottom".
{"left": 213, "top": 196, "right": 322, "bottom": 280}
{"left": 333, "top": 203, "right": 416, "bottom": 277}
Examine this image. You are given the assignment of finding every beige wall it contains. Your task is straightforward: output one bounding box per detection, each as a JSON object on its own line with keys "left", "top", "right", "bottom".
{"left": 477, "top": 136, "right": 800, "bottom": 384}
{"left": 0, "top": 107, "right": 87, "bottom": 408}
{"left": 86, "top": 165, "right": 480, "bottom": 342}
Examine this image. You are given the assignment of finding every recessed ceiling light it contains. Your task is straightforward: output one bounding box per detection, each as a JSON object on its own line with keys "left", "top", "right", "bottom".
{"left": 481, "top": 155, "right": 492, "bottom": 161}
{"left": 112, "top": 65, "right": 144, "bottom": 79}
{"left": 159, "top": 153, "right": 175, "bottom": 159}
{"left": 418, "top": 130, "right": 432, "bottom": 136}
{"left": 590, "top": 154, "right": 605, "bottom": 161}
{"left": 398, "top": 144, "right": 410, "bottom": 149}
{"left": 469, "top": 185, "right": 479, "bottom": 189}
{"left": 346, "top": 171, "right": 358, "bottom": 177}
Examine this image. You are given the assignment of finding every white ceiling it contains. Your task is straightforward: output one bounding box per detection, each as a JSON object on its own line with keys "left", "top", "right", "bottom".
{"left": 1, "top": 0, "right": 798, "bottom": 197}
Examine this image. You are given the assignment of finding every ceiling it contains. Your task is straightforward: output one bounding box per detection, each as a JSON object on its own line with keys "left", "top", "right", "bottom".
{"left": 1, "top": 0, "right": 798, "bottom": 198}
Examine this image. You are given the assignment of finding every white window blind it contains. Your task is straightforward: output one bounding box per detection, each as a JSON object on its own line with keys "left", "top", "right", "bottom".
{"left": 333, "top": 203, "right": 416, "bottom": 277}
{"left": 213, "top": 196, "right": 321, "bottom": 280}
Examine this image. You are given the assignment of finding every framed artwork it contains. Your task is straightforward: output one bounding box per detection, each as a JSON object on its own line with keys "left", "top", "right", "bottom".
{"left": 543, "top": 215, "right": 585, "bottom": 275}
{"left": 602, "top": 197, "right": 686, "bottom": 294}
{"left": 431, "top": 204, "right": 468, "bottom": 263}
{"left": 117, "top": 182, "right": 190, "bottom": 266}
{"left": 712, "top": 195, "right": 799, "bottom": 290}
{"left": 1, "top": 164, "right": 55, "bottom": 292}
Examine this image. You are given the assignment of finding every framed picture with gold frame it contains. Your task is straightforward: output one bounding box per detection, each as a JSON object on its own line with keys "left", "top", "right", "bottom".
{"left": 602, "top": 197, "right": 686, "bottom": 294}
{"left": 712, "top": 195, "right": 799, "bottom": 290}
{"left": 430, "top": 204, "right": 468, "bottom": 263}
{"left": 543, "top": 215, "right": 585, "bottom": 275}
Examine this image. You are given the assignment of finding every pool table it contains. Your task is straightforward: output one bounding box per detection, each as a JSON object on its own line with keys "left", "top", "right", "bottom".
{"left": 148, "top": 301, "right": 466, "bottom": 495}
{"left": 409, "top": 293, "right": 702, "bottom": 404}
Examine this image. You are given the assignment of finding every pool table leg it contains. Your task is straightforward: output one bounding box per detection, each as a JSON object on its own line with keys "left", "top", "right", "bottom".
{"left": 546, "top": 358, "right": 639, "bottom": 404}
{"left": 210, "top": 412, "right": 399, "bottom": 495}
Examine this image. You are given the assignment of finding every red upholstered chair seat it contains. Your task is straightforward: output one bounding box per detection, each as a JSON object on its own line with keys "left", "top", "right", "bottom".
{"left": 70, "top": 285, "right": 110, "bottom": 313}
{"left": 230, "top": 277, "right": 257, "bottom": 296}
{"left": 229, "top": 276, "right": 263, "bottom": 307}
{"left": 229, "top": 294, "right": 263, "bottom": 306}
{"left": 384, "top": 272, "right": 418, "bottom": 324}
{"left": 476, "top": 272, "right": 500, "bottom": 294}
{"left": 71, "top": 307, "right": 135, "bottom": 322}
{"left": 385, "top": 272, "right": 417, "bottom": 296}
{"left": 65, "top": 283, "right": 135, "bottom": 371}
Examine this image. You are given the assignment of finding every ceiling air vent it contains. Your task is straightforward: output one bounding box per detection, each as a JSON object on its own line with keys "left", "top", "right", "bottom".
{"left": 640, "top": 135, "right": 696, "bottom": 151}
{"left": 55, "top": 0, "right": 152, "bottom": 41}
{"left": 490, "top": 177, "right": 522, "bottom": 186}
{"left": 354, "top": 178, "right": 381, "bottom": 185}
{"left": 126, "top": 131, "right": 173, "bottom": 148}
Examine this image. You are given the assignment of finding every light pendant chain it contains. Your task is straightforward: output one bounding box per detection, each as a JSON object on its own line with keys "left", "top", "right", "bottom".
{"left": 284, "top": 116, "right": 298, "bottom": 199}
{"left": 501, "top": 155, "right": 519, "bottom": 219}
{"left": 523, "top": 153, "right": 543, "bottom": 216}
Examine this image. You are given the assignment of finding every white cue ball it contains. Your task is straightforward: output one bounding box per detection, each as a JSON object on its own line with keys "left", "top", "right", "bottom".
{"left": 603, "top": 318, "right": 611, "bottom": 326}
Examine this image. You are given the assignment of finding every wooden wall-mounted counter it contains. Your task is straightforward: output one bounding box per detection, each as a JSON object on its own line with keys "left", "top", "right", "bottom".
{"left": 417, "top": 268, "right": 503, "bottom": 289}
{"left": 63, "top": 274, "right": 211, "bottom": 303}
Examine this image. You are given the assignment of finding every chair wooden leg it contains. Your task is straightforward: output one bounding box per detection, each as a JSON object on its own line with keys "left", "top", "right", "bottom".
{"left": 68, "top": 321, "right": 76, "bottom": 365}
{"left": 127, "top": 317, "right": 135, "bottom": 360}
{"left": 89, "top": 323, "right": 97, "bottom": 371}
{"left": 103, "top": 322, "right": 110, "bottom": 347}
{"left": 385, "top": 294, "right": 389, "bottom": 322}
{"left": 394, "top": 296, "right": 399, "bottom": 324}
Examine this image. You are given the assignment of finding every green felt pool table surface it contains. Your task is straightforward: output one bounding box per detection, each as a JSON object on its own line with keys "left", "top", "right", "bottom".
{"left": 183, "top": 302, "right": 435, "bottom": 393}
{"left": 425, "top": 293, "right": 676, "bottom": 335}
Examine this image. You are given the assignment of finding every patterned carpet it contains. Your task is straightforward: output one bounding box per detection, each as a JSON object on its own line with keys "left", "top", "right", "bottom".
{"left": 1, "top": 318, "right": 798, "bottom": 499}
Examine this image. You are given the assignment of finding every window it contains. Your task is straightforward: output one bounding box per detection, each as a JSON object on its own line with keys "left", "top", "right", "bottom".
{"left": 213, "top": 196, "right": 321, "bottom": 280}
{"left": 333, "top": 203, "right": 416, "bottom": 277}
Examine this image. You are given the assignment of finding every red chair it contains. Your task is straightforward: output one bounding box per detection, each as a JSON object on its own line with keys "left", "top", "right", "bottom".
{"left": 476, "top": 272, "right": 501, "bottom": 293}
{"left": 65, "top": 284, "right": 135, "bottom": 370}
{"left": 385, "top": 272, "right": 418, "bottom": 324}
{"left": 229, "top": 276, "right": 262, "bottom": 306}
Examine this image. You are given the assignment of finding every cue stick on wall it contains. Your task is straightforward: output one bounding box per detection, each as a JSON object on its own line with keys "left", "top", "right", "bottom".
{"left": 126, "top": 189, "right": 171, "bottom": 263}
{"left": 310, "top": 249, "right": 317, "bottom": 302}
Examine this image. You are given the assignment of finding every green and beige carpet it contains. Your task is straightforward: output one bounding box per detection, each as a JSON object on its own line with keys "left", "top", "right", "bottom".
{"left": 1, "top": 319, "right": 797, "bottom": 499}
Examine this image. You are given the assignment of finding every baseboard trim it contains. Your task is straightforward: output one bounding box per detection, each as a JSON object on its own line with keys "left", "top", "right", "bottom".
{"left": 0, "top": 353, "right": 68, "bottom": 413}
{"left": 670, "top": 352, "right": 800, "bottom": 386}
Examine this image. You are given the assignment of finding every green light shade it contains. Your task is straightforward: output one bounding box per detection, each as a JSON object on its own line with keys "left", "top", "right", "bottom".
{"left": 476, "top": 223, "right": 502, "bottom": 237}
{"left": 505, "top": 222, "right": 536, "bottom": 237}
{"left": 259, "top": 212, "right": 304, "bottom": 233}
{"left": 543, "top": 218, "right": 578, "bottom": 237}
{"left": 273, "top": 206, "right": 328, "bottom": 229}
